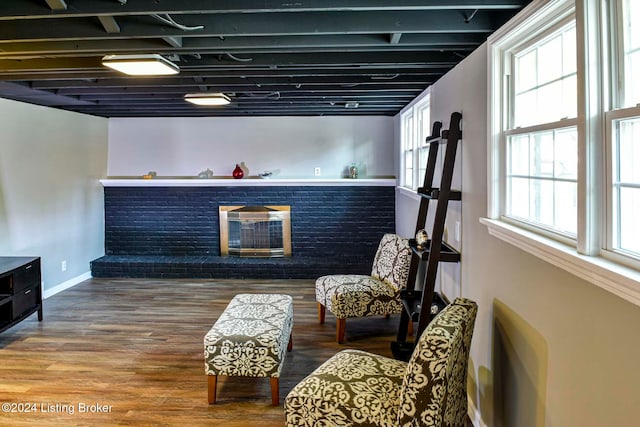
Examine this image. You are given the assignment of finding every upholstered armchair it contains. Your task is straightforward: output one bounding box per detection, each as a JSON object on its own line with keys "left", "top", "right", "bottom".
{"left": 284, "top": 297, "right": 478, "bottom": 427}
{"left": 315, "top": 233, "right": 412, "bottom": 343}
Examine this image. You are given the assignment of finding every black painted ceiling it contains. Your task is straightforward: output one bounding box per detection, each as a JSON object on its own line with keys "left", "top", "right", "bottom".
{"left": 0, "top": 0, "right": 531, "bottom": 117}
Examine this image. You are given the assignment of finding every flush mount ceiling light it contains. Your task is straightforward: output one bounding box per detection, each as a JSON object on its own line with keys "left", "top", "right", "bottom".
{"left": 101, "top": 54, "right": 179, "bottom": 76}
{"left": 184, "top": 93, "right": 231, "bottom": 106}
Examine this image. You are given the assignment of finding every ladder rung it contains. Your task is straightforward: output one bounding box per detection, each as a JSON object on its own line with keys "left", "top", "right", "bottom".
{"left": 409, "top": 239, "right": 461, "bottom": 262}
{"left": 425, "top": 129, "right": 462, "bottom": 143}
{"left": 417, "top": 187, "right": 461, "bottom": 200}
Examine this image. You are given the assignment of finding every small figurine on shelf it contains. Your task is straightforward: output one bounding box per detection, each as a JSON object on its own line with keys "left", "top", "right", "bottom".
{"left": 232, "top": 164, "right": 244, "bottom": 179}
{"left": 349, "top": 163, "right": 358, "bottom": 179}
{"left": 198, "top": 168, "right": 214, "bottom": 179}
{"left": 415, "top": 229, "right": 429, "bottom": 250}
{"left": 142, "top": 171, "right": 157, "bottom": 180}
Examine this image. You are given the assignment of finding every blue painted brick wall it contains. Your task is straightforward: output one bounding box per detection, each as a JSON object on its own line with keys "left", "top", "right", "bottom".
{"left": 104, "top": 186, "right": 396, "bottom": 260}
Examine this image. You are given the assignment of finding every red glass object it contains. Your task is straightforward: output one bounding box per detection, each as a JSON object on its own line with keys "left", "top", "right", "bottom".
{"left": 232, "top": 164, "right": 244, "bottom": 179}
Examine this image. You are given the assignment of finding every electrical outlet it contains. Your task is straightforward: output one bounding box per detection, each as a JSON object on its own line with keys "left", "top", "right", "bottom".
{"left": 314, "top": 167, "right": 321, "bottom": 176}
{"left": 61, "top": 260, "right": 67, "bottom": 272}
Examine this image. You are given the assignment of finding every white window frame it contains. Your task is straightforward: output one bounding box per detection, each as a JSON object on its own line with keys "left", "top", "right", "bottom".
{"left": 484, "top": 0, "right": 640, "bottom": 307}
{"left": 400, "top": 92, "right": 431, "bottom": 190}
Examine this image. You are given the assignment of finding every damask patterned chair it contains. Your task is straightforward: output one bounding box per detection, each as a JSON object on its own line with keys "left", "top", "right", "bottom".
{"left": 315, "top": 233, "right": 412, "bottom": 343}
{"left": 284, "top": 297, "right": 478, "bottom": 427}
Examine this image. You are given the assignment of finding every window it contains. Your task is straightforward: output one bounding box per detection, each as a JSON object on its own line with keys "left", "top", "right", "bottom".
{"left": 507, "top": 22, "right": 578, "bottom": 237}
{"left": 400, "top": 94, "right": 431, "bottom": 189}
{"left": 401, "top": 109, "right": 415, "bottom": 189}
{"left": 486, "top": 0, "right": 640, "bottom": 306}
{"left": 498, "top": 7, "right": 578, "bottom": 238}
{"left": 607, "top": 0, "right": 640, "bottom": 260}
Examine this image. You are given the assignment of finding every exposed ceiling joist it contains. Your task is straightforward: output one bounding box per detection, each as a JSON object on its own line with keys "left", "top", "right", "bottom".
{"left": 0, "top": 0, "right": 532, "bottom": 117}
{"left": 390, "top": 33, "right": 403, "bottom": 44}
{"left": 0, "top": 1, "right": 529, "bottom": 20}
{"left": 44, "top": 0, "right": 67, "bottom": 12}
{"left": 98, "top": 15, "right": 121, "bottom": 34}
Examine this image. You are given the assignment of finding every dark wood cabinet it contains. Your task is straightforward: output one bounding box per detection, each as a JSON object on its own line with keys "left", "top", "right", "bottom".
{"left": 0, "top": 257, "right": 43, "bottom": 333}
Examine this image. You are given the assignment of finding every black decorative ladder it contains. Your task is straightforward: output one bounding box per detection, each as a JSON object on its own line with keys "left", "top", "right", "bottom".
{"left": 391, "top": 111, "right": 462, "bottom": 361}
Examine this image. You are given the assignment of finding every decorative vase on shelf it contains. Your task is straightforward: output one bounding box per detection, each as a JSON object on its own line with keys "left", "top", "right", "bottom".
{"left": 232, "top": 164, "right": 244, "bottom": 179}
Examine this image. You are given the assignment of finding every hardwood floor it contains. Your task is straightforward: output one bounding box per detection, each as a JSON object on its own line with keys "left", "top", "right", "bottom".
{"left": 0, "top": 278, "right": 406, "bottom": 426}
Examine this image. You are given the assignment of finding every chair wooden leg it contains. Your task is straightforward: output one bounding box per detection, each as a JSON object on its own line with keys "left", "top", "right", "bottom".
{"left": 336, "top": 318, "right": 346, "bottom": 343}
{"left": 384, "top": 314, "right": 390, "bottom": 319}
{"left": 408, "top": 320, "right": 414, "bottom": 337}
{"left": 287, "top": 333, "right": 293, "bottom": 352}
{"left": 318, "top": 302, "right": 326, "bottom": 324}
{"left": 207, "top": 375, "right": 217, "bottom": 404}
{"left": 270, "top": 377, "right": 280, "bottom": 406}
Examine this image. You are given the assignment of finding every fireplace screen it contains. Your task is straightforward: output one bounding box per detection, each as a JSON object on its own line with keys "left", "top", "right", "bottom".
{"left": 219, "top": 206, "right": 291, "bottom": 257}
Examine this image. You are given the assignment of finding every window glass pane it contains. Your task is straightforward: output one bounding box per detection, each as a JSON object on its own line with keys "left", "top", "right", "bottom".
{"left": 538, "top": 36, "right": 563, "bottom": 84}
{"left": 506, "top": 127, "right": 577, "bottom": 236}
{"left": 618, "top": 117, "right": 640, "bottom": 183}
{"left": 554, "top": 128, "right": 578, "bottom": 180}
{"left": 623, "top": 0, "right": 640, "bottom": 106}
{"left": 626, "top": 0, "right": 640, "bottom": 47}
{"left": 404, "top": 150, "right": 414, "bottom": 188}
{"left": 419, "top": 105, "right": 431, "bottom": 147}
{"left": 612, "top": 117, "right": 640, "bottom": 256}
{"left": 418, "top": 147, "right": 428, "bottom": 185}
{"left": 625, "top": 51, "right": 640, "bottom": 107}
{"left": 562, "top": 74, "right": 578, "bottom": 120}
{"left": 529, "top": 179, "right": 554, "bottom": 226}
{"left": 554, "top": 181, "right": 577, "bottom": 234}
{"left": 508, "top": 177, "right": 530, "bottom": 219}
{"left": 537, "top": 81, "right": 565, "bottom": 124}
{"left": 530, "top": 131, "right": 554, "bottom": 178}
{"left": 513, "top": 23, "right": 577, "bottom": 128}
{"left": 618, "top": 187, "right": 640, "bottom": 255}
{"left": 516, "top": 50, "right": 537, "bottom": 93}
{"left": 514, "top": 90, "right": 538, "bottom": 127}
{"left": 563, "top": 28, "right": 577, "bottom": 75}
{"left": 509, "top": 135, "right": 530, "bottom": 175}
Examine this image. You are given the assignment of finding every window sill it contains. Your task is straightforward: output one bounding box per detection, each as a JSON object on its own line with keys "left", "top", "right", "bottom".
{"left": 396, "top": 186, "right": 421, "bottom": 201}
{"left": 480, "top": 218, "right": 640, "bottom": 307}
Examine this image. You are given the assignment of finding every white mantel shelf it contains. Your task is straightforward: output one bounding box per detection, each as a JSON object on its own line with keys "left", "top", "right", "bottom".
{"left": 100, "top": 178, "right": 397, "bottom": 187}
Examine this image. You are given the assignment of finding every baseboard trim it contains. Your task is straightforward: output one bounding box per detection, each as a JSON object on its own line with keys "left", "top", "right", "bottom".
{"left": 468, "top": 397, "right": 488, "bottom": 427}
{"left": 43, "top": 272, "right": 92, "bottom": 299}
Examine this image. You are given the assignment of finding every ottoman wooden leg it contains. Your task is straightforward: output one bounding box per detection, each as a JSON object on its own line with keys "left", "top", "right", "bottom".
{"left": 318, "top": 302, "right": 326, "bottom": 324}
{"left": 208, "top": 375, "right": 217, "bottom": 404}
{"left": 270, "top": 377, "right": 280, "bottom": 406}
{"left": 287, "top": 333, "right": 293, "bottom": 352}
{"left": 336, "top": 318, "right": 346, "bottom": 343}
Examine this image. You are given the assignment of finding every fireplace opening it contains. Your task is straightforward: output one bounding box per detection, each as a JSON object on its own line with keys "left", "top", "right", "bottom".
{"left": 219, "top": 206, "right": 291, "bottom": 257}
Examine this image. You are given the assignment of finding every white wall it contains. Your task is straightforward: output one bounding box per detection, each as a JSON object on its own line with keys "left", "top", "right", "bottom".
{"left": 396, "top": 45, "right": 640, "bottom": 426}
{"left": 0, "top": 99, "right": 108, "bottom": 295}
{"left": 108, "top": 116, "right": 394, "bottom": 179}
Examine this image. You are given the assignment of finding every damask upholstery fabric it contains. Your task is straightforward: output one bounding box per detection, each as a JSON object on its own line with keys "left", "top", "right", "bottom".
{"left": 315, "top": 233, "right": 411, "bottom": 319}
{"left": 397, "top": 297, "right": 477, "bottom": 426}
{"left": 204, "top": 293, "right": 293, "bottom": 378}
{"left": 284, "top": 297, "right": 477, "bottom": 427}
{"left": 284, "top": 349, "right": 406, "bottom": 427}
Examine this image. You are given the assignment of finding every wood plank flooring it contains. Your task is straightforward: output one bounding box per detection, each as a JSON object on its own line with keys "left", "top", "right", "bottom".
{"left": 0, "top": 278, "right": 405, "bottom": 426}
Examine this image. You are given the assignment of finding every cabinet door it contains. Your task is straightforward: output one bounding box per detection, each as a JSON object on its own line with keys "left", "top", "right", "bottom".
{"left": 12, "top": 286, "right": 38, "bottom": 318}
{"left": 11, "top": 260, "right": 40, "bottom": 292}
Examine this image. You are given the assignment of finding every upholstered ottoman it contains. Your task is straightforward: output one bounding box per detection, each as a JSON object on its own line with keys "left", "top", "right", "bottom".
{"left": 204, "top": 293, "right": 293, "bottom": 405}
